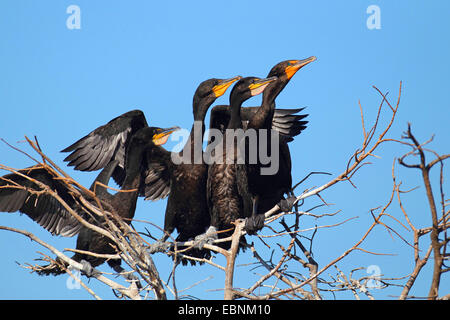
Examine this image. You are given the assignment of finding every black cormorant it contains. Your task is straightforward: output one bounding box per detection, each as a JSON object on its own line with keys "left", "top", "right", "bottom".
{"left": 203, "top": 76, "right": 277, "bottom": 249}
{"left": 244, "top": 57, "right": 316, "bottom": 232}
{"left": 0, "top": 126, "right": 177, "bottom": 276}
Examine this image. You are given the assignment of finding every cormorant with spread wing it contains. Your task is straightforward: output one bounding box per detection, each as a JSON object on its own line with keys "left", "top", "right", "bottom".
{"left": 0, "top": 126, "right": 178, "bottom": 277}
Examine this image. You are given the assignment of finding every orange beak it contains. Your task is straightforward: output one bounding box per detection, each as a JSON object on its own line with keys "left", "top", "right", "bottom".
{"left": 212, "top": 76, "right": 242, "bottom": 97}
{"left": 285, "top": 56, "right": 317, "bottom": 79}
{"left": 152, "top": 126, "right": 180, "bottom": 145}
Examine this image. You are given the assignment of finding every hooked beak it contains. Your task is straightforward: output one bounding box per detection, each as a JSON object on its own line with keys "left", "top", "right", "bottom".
{"left": 212, "top": 75, "right": 243, "bottom": 98}
{"left": 152, "top": 126, "right": 181, "bottom": 146}
{"left": 285, "top": 56, "right": 317, "bottom": 79}
{"left": 248, "top": 76, "right": 278, "bottom": 96}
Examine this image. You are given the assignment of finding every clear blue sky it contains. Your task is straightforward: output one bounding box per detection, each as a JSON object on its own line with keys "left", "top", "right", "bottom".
{"left": 0, "top": 1, "right": 449, "bottom": 299}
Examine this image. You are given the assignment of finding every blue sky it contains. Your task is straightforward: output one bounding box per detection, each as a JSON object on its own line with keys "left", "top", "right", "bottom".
{"left": 0, "top": 1, "right": 449, "bottom": 299}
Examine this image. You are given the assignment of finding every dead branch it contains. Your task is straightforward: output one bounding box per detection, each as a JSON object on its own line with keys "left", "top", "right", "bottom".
{"left": 396, "top": 123, "right": 449, "bottom": 299}
{"left": 0, "top": 225, "right": 140, "bottom": 300}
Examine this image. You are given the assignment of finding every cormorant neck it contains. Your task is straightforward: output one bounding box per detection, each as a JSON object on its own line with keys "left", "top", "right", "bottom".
{"left": 180, "top": 96, "right": 212, "bottom": 162}
{"left": 254, "top": 79, "right": 288, "bottom": 129}
{"left": 192, "top": 95, "right": 211, "bottom": 122}
{"left": 228, "top": 95, "right": 243, "bottom": 130}
{"left": 190, "top": 97, "right": 208, "bottom": 141}
{"left": 113, "top": 139, "right": 144, "bottom": 217}
{"left": 261, "top": 80, "right": 286, "bottom": 111}
{"left": 122, "top": 141, "right": 145, "bottom": 190}
{"left": 90, "top": 160, "right": 119, "bottom": 198}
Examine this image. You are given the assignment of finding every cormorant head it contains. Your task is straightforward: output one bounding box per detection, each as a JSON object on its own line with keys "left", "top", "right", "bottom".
{"left": 268, "top": 56, "right": 317, "bottom": 81}
{"left": 193, "top": 76, "right": 242, "bottom": 119}
{"left": 132, "top": 126, "right": 180, "bottom": 147}
{"left": 229, "top": 76, "right": 278, "bottom": 105}
{"left": 262, "top": 56, "right": 316, "bottom": 104}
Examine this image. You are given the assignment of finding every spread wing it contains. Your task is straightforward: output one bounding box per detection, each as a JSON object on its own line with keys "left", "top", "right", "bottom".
{"left": 142, "top": 146, "right": 172, "bottom": 201}
{"left": 61, "top": 109, "right": 148, "bottom": 186}
{"left": 271, "top": 107, "right": 308, "bottom": 142}
{"left": 209, "top": 105, "right": 308, "bottom": 142}
{"left": 0, "top": 166, "right": 83, "bottom": 237}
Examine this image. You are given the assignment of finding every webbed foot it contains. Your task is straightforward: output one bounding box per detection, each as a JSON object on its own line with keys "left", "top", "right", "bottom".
{"left": 278, "top": 195, "right": 297, "bottom": 212}
{"left": 148, "top": 240, "right": 171, "bottom": 254}
{"left": 79, "top": 259, "right": 100, "bottom": 278}
{"left": 193, "top": 226, "right": 218, "bottom": 249}
{"left": 244, "top": 214, "right": 265, "bottom": 235}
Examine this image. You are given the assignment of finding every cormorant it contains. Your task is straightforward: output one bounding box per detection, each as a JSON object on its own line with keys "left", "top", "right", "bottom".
{"left": 0, "top": 126, "right": 178, "bottom": 277}
{"left": 203, "top": 76, "right": 277, "bottom": 249}
{"left": 244, "top": 57, "right": 317, "bottom": 232}
{"left": 60, "top": 76, "right": 241, "bottom": 265}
